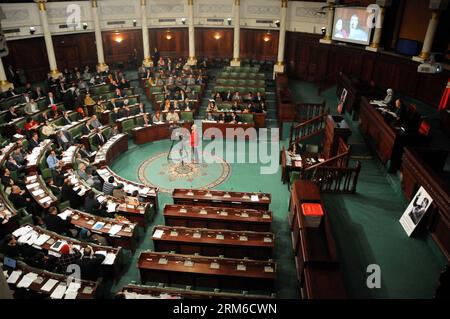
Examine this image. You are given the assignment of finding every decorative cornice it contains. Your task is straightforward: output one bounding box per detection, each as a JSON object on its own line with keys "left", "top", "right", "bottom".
{"left": 281, "top": 0, "right": 288, "bottom": 8}
{"left": 141, "top": 0, "right": 147, "bottom": 6}
{"left": 91, "top": 0, "right": 98, "bottom": 8}
{"left": 188, "top": 0, "right": 194, "bottom": 6}
{"left": 234, "top": 0, "right": 240, "bottom": 5}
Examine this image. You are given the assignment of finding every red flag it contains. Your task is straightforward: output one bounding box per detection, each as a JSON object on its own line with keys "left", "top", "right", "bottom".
{"left": 438, "top": 78, "right": 450, "bottom": 111}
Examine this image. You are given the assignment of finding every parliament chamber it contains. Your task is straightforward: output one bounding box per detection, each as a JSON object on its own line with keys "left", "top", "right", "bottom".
{"left": 0, "top": 0, "right": 449, "bottom": 303}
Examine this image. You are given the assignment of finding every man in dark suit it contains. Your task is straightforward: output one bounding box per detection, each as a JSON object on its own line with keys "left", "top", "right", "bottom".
{"left": 44, "top": 206, "right": 73, "bottom": 236}
{"left": 61, "top": 111, "right": 72, "bottom": 125}
{"left": 63, "top": 88, "right": 76, "bottom": 110}
{"left": 61, "top": 178, "right": 82, "bottom": 208}
{"left": 28, "top": 132, "right": 41, "bottom": 152}
{"left": 46, "top": 92, "right": 58, "bottom": 106}
{"left": 4, "top": 106, "right": 20, "bottom": 123}
{"left": 253, "top": 91, "right": 265, "bottom": 104}
{"left": 56, "top": 130, "right": 74, "bottom": 150}
{"left": 91, "top": 128, "right": 106, "bottom": 149}
{"left": 229, "top": 112, "right": 241, "bottom": 124}
{"left": 76, "top": 246, "right": 105, "bottom": 281}
{"left": 81, "top": 121, "right": 93, "bottom": 136}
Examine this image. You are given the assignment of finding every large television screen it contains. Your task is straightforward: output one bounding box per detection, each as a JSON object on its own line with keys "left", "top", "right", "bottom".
{"left": 332, "top": 7, "right": 373, "bottom": 46}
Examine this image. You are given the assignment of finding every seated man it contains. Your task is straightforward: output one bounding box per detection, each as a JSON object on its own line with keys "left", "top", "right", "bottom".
{"left": 46, "top": 150, "right": 60, "bottom": 170}
{"left": 56, "top": 130, "right": 74, "bottom": 150}
{"left": 6, "top": 156, "right": 26, "bottom": 177}
{"left": 166, "top": 109, "right": 180, "bottom": 123}
{"left": 102, "top": 176, "right": 115, "bottom": 196}
{"left": 112, "top": 183, "right": 127, "bottom": 201}
{"left": 78, "top": 163, "right": 102, "bottom": 190}
{"left": 228, "top": 112, "right": 241, "bottom": 124}
{"left": 90, "top": 115, "right": 102, "bottom": 129}
{"left": 91, "top": 128, "right": 107, "bottom": 149}
{"left": 76, "top": 246, "right": 106, "bottom": 281}
{"left": 44, "top": 206, "right": 76, "bottom": 237}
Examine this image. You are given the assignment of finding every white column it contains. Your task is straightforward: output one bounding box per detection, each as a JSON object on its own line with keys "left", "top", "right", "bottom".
{"left": 35, "top": 0, "right": 61, "bottom": 79}
{"left": 320, "top": 0, "right": 335, "bottom": 44}
{"left": 413, "top": 10, "right": 441, "bottom": 62}
{"left": 141, "top": 0, "right": 152, "bottom": 67}
{"left": 91, "top": 0, "right": 108, "bottom": 72}
{"left": 366, "top": 0, "right": 391, "bottom": 52}
{"left": 273, "top": 0, "right": 288, "bottom": 75}
{"left": 230, "top": 0, "right": 241, "bottom": 67}
{"left": 0, "top": 58, "right": 14, "bottom": 93}
{"left": 187, "top": 0, "right": 196, "bottom": 65}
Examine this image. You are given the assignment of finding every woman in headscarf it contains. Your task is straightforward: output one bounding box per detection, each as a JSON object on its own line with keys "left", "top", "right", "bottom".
{"left": 383, "top": 88, "right": 394, "bottom": 105}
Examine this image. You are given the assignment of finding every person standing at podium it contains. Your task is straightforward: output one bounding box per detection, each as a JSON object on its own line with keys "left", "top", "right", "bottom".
{"left": 190, "top": 124, "right": 199, "bottom": 164}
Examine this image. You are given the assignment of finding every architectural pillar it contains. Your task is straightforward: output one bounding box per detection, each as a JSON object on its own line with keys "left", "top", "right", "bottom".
{"left": 230, "top": 0, "right": 241, "bottom": 67}
{"left": 141, "top": 0, "right": 152, "bottom": 67}
{"left": 35, "top": 0, "right": 61, "bottom": 79}
{"left": 0, "top": 58, "right": 13, "bottom": 93}
{"left": 91, "top": 0, "right": 108, "bottom": 72}
{"left": 273, "top": 0, "right": 288, "bottom": 75}
{"left": 319, "top": 0, "right": 335, "bottom": 44}
{"left": 366, "top": 0, "right": 391, "bottom": 52}
{"left": 187, "top": 0, "right": 196, "bottom": 65}
{"left": 413, "top": 13, "right": 440, "bottom": 61}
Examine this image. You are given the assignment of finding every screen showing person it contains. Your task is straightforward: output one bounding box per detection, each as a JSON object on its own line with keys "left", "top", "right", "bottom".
{"left": 332, "top": 7, "right": 372, "bottom": 45}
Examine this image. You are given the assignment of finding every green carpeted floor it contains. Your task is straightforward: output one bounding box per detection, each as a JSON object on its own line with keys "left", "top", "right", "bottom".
{"left": 110, "top": 71, "right": 446, "bottom": 299}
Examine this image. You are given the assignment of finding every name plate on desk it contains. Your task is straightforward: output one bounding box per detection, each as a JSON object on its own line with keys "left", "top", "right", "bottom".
{"left": 169, "top": 231, "right": 178, "bottom": 237}
{"left": 262, "top": 195, "right": 270, "bottom": 201}
{"left": 219, "top": 211, "right": 228, "bottom": 216}
{"left": 186, "top": 191, "right": 194, "bottom": 196}
{"left": 223, "top": 193, "right": 231, "bottom": 198}
{"left": 192, "top": 232, "right": 201, "bottom": 239}
{"left": 236, "top": 264, "right": 247, "bottom": 271}
{"left": 264, "top": 266, "right": 274, "bottom": 273}
{"left": 184, "top": 260, "right": 194, "bottom": 267}
{"left": 263, "top": 237, "right": 272, "bottom": 243}
{"left": 242, "top": 194, "right": 250, "bottom": 200}
{"left": 262, "top": 214, "right": 270, "bottom": 219}
{"left": 205, "top": 192, "right": 213, "bottom": 197}
{"left": 158, "top": 258, "right": 168, "bottom": 265}
{"left": 179, "top": 208, "right": 187, "bottom": 213}
{"left": 210, "top": 262, "right": 220, "bottom": 269}
{"left": 199, "top": 209, "right": 207, "bottom": 215}
{"left": 215, "top": 234, "right": 224, "bottom": 240}
{"left": 241, "top": 212, "right": 249, "bottom": 218}
{"left": 239, "top": 236, "right": 248, "bottom": 241}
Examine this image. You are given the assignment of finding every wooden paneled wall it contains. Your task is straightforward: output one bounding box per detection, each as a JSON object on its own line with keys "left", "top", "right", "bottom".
{"left": 195, "top": 28, "right": 233, "bottom": 59}
{"left": 148, "top": 28, "right": 189, "bottom": 58}
{"left": 102, "top": 29, "right": 143, "bottom": 66}
{"left": 285, "top": 32, "right": 450, "bottom": 107}
{"left": 240, "top": 29, "right": 278, "bottom": 61}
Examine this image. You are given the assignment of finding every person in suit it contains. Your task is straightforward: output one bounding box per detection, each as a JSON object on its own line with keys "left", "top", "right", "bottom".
{"left": 46, "top": 150, "right": 60, "bottom": 170}
{"left": 26, "top": 251, "right": 56, "bottom": 272}
{"left": 53, "top": 165, "right": 66, "bottom": 187}
{"left": 224, "top": 90, "right": 233, "bottom": 102}
{"left": 6, "top": 157, "right": 26, "bottom": 176}
{"left": 44, "top": 206, "right": 74, "bottom": 236}
{"left": 61, "top": 178, "right": 82, "bottom": 209}
{"left": 76, "top": 246, "right": 105, "bottom": 281}
{"left": 78, "top": 143, "right": 94, "bottom": 159}
{"left": 4, "top": 106, "right": 20, "bottom": 123}
{"left": 9, "top": 185, "right": 40, "bottom": 222}
{"left": 61, "top": 111, "right": 72, "bottom": 125}
{"left": 28, "top": 132, "right": 40, "bottom": 152}
{"left": 46, "top": 92, "right": 57, "bottom": 106}
{"left": 0, "top": 234, "right": 21, "bottom": 259}
{"left": 232, "top": 91, "right": 242, "bottom": 103}
{"left": 12, "top": 147, "right": 26, "bottom": 166}
{"left": 91, "top": 128, "right": 106, "bottom": 149}
{"left": 408, "top": 193, "right": 430, "bottom": 225}
{"left": 78, "top": 163, "right": 101, "bottom": 190}
{"left": 24, "top": 99, "right": 39, "bottom": 115}
{"left": 33, "top": 86, "right": 45, "bottom": 100}
{"left": 228, "top": 112, "right": 241, "bottom": 124}
{"left": 84, "top": 192, "right": 106, "bottom": 216}
{"left": 253, "top": 91, "right": 265, "bottom": 104}
{"left": 110, "top": 107, "right": 120, "bottom": 122}
{"left": 114, "top": 88, "right": 124, "bottom": 99}
{"left": 394, "top": 99, "right": 408, "bottom": 122}
{"left": 56, "top": 130, "right": 74, "bottom": 150}
{"left": 90, "top": 115, "right": 102, "bottom": 129}
{"left": 152, "top": 47, "right": 160, "bottom": 65}
{"left": 63, "top": 87, "right": 76, "bottom": 110}
{"left": 1, "top": 168, "right": 17, "bottom": 190}
{"left": 46, "top": 178, "right": 61, "bottom": 197}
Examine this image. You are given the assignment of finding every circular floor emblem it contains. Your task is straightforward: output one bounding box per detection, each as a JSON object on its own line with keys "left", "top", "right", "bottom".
{"left": 138, "top": 151, "right": 230, "bottom": 193}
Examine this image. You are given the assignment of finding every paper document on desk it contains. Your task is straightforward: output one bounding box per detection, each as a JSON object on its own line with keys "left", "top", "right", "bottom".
{"left": 107, "top": 202, "right": 118, "bottom": 213}
{"left": 58, "top": 210, "right": 72, "bottom": 220}
{"left": 39, "top": 196, "right": 52, "bottom": 204}
{"left": 17, "top": 272, "right": 38, "bottom": 288}
{"left": 41, "top": 278, "right": 58, "bottom": 292}
{"left": 102, "top": 252, "right": 117, "bottom": 265}
{"left": 32, "top": 189, "right": 45, "bottom": 196}
{"left": 7, "top": 270, "right": 22, "bottom": 284}
{"left": 153, "top": 229, "right": 164, "bottom": 239}
{"left": 13, "top": 225, "right": 33, "bottom": 237}
{"left": 108, "top": 224, "right": 122, "bottom": 236}
{"left": 250, "top": 195, "right": 260, "bottom": 202}
{"left": 34, "top": 234, "right": 51, "bottom": 246}
{"left": 139, "top": 187, "right": 150, "bottom": 195}
{"left": 50, "top": 283, "right": 67, "bottom": 299}
{"left": 26, "top": 182, "right": 39, "bottom": 189}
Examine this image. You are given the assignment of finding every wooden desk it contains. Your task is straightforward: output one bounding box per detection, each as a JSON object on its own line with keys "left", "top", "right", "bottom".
{"left": 163, "top": 204, "right": 272, "bottom": 232}
{"left": 3, "top": 260, "right": 98, "bottom": 299}
{"left": 401, "top": 148, "right": 450, "bottom": 259}
{"left": 60, "top": 208, "right": 138, "bottom": 252}
{"left": 119, "top": 284, "right": 275, "bottom": 299}
{"left": 138, "top": 252, "right": 276, "bottom": 291}
{"left": 25, "top": 174, "right": 57, "bottom": 209}
{"left": 12, "top": 224, "right": 123, "bottom": 279}
{"left": 172, "top": 189, "right": 271, "bottom": 211}
{"left": 289, "top": 180, "right": 347, "bottom": 299}
{"left": 152, "top": 226, "right": 274, "bottom": 260}
{"left": 60, "top": 145, "right": 79, "bottom": 169}
{"left": 132, "top": 122, "right": 191, "bottom": 145}
{"left": 359, "top": 97, "right": 424, "bottom": 173}
{"left": 93, "top": 133, "right": 128, "bottom": 167}
{"left": 25, "top": 139, "right": 52, "bottom": 174}
{"left": 202, "top": 122, "right": 256, "bottom": 140}
{"left": 96, "top": 167, "right": 159, "bottom": 213}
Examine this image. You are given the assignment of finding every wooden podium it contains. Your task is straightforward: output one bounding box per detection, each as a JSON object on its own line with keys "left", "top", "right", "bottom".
{"left": 322, "top": 115, "right": 352, "bottom": 159}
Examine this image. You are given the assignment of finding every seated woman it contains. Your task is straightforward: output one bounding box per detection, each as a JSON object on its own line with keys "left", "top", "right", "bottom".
{"left": 153, "top": 111, "right": 163, "bottom": 123}
{"left": 84, "top": 93, "right": 96, "bottom": 106}
{"left": 206, "top": 100, "right": 217, "bottom": 113}
{"left": 41, "top": 120, "right": 60, "bottom": 138}
{"left": 163, "top": 99, "right": 171, "bottom": 112}
{"left": 24, "top": 117, "right": 39, "bottom": 134}
{"left": 24, "top": 99, "right": 39, "bottom": 115}
{"left": 213, "top": 92, "right": 222, "bottom": 102}
{"left": 231, "top": 101, "right": 241, "bottom": 112}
